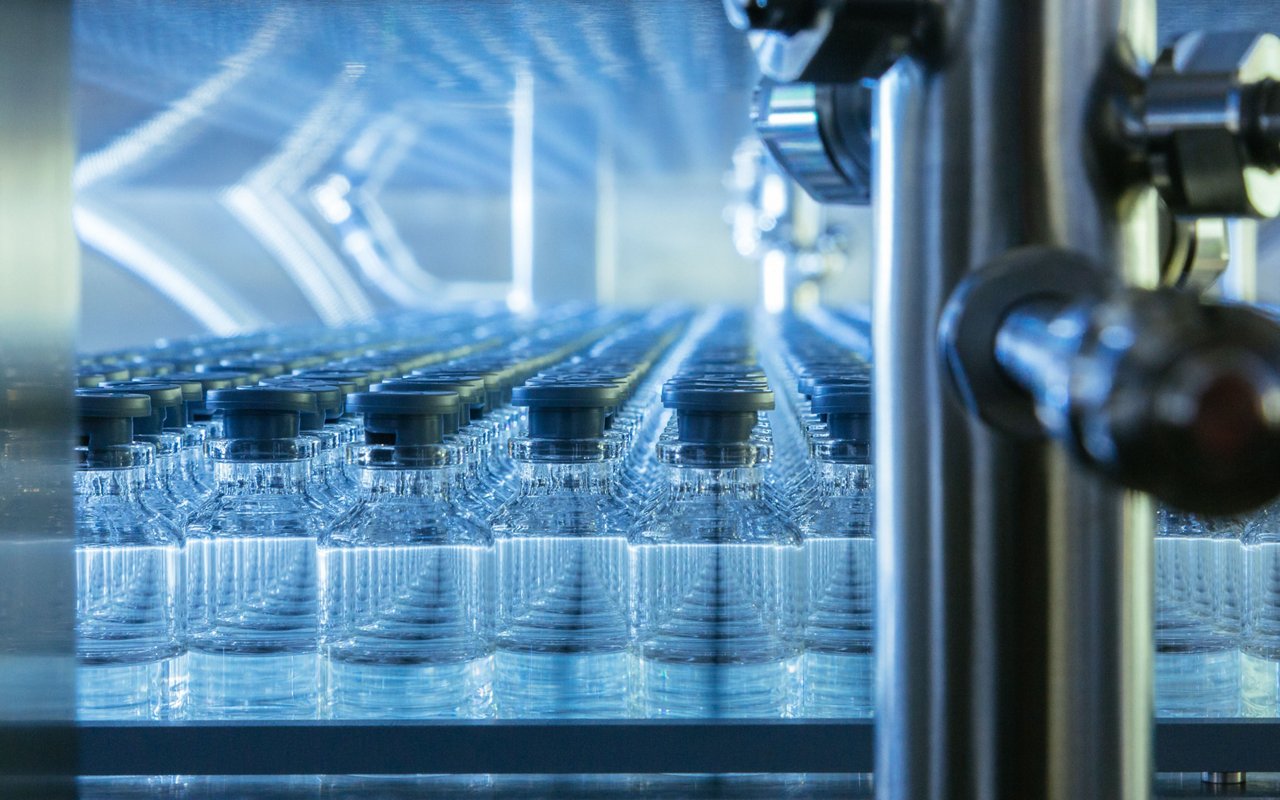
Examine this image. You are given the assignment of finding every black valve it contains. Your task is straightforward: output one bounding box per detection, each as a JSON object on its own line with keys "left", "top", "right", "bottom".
{"left": 941, "top": 246, "right": 1280, "bottom": 514}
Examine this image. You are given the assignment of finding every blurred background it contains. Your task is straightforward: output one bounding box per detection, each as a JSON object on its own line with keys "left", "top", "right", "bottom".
{"left": 72, "top": 0, "right": 1280, "bottom": 352}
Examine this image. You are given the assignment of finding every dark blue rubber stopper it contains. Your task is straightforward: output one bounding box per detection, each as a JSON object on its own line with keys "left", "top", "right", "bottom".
{"left": 812, "top": 388, "right": 872, "bottom": 443}
{"left": 161, "top": 371, "right": 242, "bottom": 422}
{"left": 98, "top": 382, "right": 184, "bottom": 435}
{"left": 374, "top": 380, "right": 467, "bottom": 433}
{"left": 268, "top": 382, "right": 344, "bottom": 431}
{"left": 206, "top": 387, "right": 318, "bottom": 441}
{"left": 513, "top": 383, "right": 620, "bottom": 440}
{"left": 413, "top": 372, "right": 494, "bottom": 420}
{"left": 664, "top": 385, "right": 775, "bottom": 445}
{"left": 292, "top": 369, "right": 373, "bottom": 393}
{"left": 348, "top": 390, "right": 459, "bottom": 447}
{"left": 76, "top": 389, "right": 151, "bottom": 451}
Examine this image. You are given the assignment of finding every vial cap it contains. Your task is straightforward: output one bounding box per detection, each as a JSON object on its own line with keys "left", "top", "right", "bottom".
{"left": 75, "top": 389, "right": 151, "bottom": 450}
{"left": 98, "top": 381, "right": 185, "bottom": 435}
{"left": 206, "top": 386, "right": 318, "bottom": 441}
{"left": 348, "top": 390, "right": 460, "bottom": 447}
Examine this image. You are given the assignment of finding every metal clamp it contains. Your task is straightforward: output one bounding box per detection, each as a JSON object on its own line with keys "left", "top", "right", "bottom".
{"left": 937, "top": 247, "right": 1109, "bottom": 438}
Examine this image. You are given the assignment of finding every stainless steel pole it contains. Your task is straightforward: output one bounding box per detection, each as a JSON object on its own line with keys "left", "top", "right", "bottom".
{"left": 0, "top": 1, "right": 77, "bottom": 798}
{"left": 873, "top": 1, "right": 1157, "bottom": 798}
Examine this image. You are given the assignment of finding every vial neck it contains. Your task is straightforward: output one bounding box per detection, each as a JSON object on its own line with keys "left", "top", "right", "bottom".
{"left": 210, "top": 459, "right": 311, "bottom": 493}
{"left": 74, "top": 466, "right": 149, "bottom": 498}
{"left": 513, "top": 460, "right": 618, "bottom": 497}
{"left": 662, "top": 464, "right": 764, "bottom": 500}
{"left": 812, "top": 460, "right": 874, "bottom": 497}
{"left": 136, "top": 432, "right": 182, "bottom": 456}
{"left": 509, "top": 435, "right": 623, "bottom": 464}
{"left": 358, "top": 466, "right": 457, "bottom": 500}
{"left": 304, "top": 429, "right": 341, "bottom": 452}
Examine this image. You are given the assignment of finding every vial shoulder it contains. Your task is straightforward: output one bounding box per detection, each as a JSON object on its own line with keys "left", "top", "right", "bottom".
{"left": 488, "top": 493, "right": 633, "bottom": 538}
{"left": 183, "top": 492, "right": 328, "bottom": 539}
{"left": 631, "top": 495, "right": 799, "bottom": 545}
{"left": 75, "top": 498, "right": 182, "bottom": 546}
{"left": 324, "top": 498, "right": 492, "bottom": 547}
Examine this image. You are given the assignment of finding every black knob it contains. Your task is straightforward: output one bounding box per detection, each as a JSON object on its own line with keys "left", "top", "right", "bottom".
{"left": 1073, "top": 293, "right": 1280, "bottom": 514}
{"left": 944, "top": 247, "right": 1280, "bottom": 514}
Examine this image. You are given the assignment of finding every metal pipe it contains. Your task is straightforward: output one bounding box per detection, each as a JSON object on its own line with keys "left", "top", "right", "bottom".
{"left": 873, "top": 1, "right": 1156, "bottom": 798}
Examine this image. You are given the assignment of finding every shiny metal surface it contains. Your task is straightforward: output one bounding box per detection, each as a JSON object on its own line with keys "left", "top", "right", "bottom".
{"left": 1144, "top": 31, "right": 1280, "bottom": 216}
{"left": 1160, "top": 217, "right": 1231, "bottom": 291}
{"left": 873, "top": 2, "right": 1155, "bottom": 799}
{"left": 994, "top": 290, "right": 1280, "bottom": 514}
{"left": 1222, "top": 219, "right": 1260, "bottom": 302}
{"left": 731, "top": 0, "right": 939, "bottom": 83}
{"left": 753, "top": 81, "right": 872, "bottom": 205}
{"left": 0, "top": 1, "right": 77, "bottom": 798}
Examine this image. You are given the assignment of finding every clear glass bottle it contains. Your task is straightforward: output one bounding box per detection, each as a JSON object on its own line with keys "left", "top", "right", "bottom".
{"left": 319, "top": 389, "right": 494, "bottom": 718}
{"left": 164, "top": 376, "right": 216, "bottom": 508}
{"left": 629, "top": 383, "right": 801, "bottom": 718}
{"left": 1156, "top": 505, "right": 1242, "bottom": 716}
{"left": 793, "top": 388, "right": 874, "bottom": 718}
{"left": 185, "top": 387, "right": 328, "bottom": 719}
{"left": 275, "top": 381, "right": 356, "bottom": 516}
{"left": 489, "top": 382, "right": 633, "bottom": 718}
{"left": 166, "top": 370, "right": 252, "bottom": 492}
{"left": 429, "top": 368, "right": 528, "bottom": 516}
{"left": 100, "top": 382, "right": 192, "bottom": 528}
{"left": 378, "top": 375, "right": 496, "bottom": 517}
{"left": 74, "top": 390, "right": 186, "bottom": 720}
{"left": 1242, "top": 500, "right": 1280, "bottom": 715}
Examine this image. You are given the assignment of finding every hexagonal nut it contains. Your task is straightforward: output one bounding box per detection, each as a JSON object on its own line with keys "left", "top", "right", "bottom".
{"left": 1145, "top": 31, "right": 1280, "bottom": 217}
{"left": 1158, "top": 214, "right": 1230, "bottom": 291}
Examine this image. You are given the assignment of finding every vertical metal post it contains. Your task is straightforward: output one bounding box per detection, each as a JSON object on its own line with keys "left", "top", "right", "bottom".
{"left": 873, "top": 1, "right": 1157, "bottom": 799}
{"left": 0, "top": 1, "right": 77, "bottom": 797}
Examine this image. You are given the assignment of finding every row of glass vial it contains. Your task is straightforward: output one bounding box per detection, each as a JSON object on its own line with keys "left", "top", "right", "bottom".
{"left": 1156, "top": 503, "right": 1280, "bottom": 718}
{"left": 74, "top": 307, "right": 658, "bottom": 720}
{"left": 74, "top": 308, "right": 878, "bottom": 720}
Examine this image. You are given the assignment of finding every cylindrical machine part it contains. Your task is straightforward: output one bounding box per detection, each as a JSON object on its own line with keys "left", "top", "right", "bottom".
{"left": 993, "top": 292, "right": 1280, "bottom": 514}
{"left": 873, "top": 2, "right": 1155, "bottom": 799}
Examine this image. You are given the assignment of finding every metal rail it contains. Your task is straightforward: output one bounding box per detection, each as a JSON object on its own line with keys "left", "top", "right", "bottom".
{"left": 37, "top": 720, "right": 1280, "bottom": 776}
